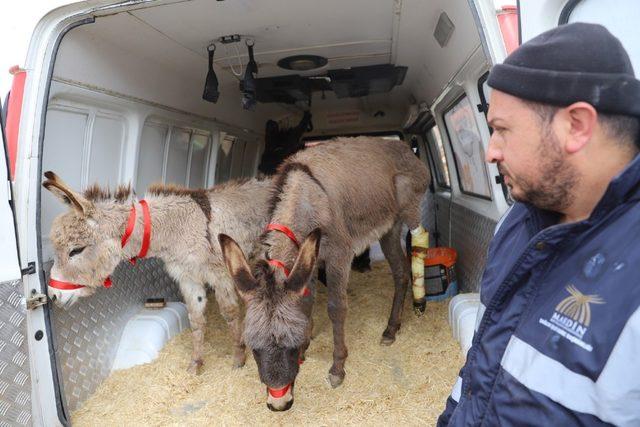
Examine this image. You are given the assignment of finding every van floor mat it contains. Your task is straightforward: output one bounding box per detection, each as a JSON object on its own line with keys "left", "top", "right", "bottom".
{"left": 71, "top": 262, "right": 464, "bottom": 426}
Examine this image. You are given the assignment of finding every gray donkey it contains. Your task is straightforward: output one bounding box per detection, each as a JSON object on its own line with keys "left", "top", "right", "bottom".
{"left": 43, "top": 172, "right": 271, "bottom": 374}
{"left": 219, "top": 137, "right": 429, "bottom": 411}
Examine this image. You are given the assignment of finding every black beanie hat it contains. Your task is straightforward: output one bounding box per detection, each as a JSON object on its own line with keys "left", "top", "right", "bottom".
{"left": 487, "top": 22, "right": 640, "bottom": 117}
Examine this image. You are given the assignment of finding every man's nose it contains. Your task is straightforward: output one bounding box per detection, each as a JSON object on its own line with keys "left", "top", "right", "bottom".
{"left": 485, "top": 137, "right": 503, "bottom": 163}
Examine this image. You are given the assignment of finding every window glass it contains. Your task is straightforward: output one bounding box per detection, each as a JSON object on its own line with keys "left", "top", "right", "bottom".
{"left": 216, "top": 132, "right": 236, "bottom": 183}
{"left": 425, "top": 126, "right": 451, "bottom": 188}
{"left": 241, "top": 142, "right": 258, "bottom": 177}
{"left": 89, "top": 115, "right": 124, "bottom": 186}
{"left": 443, "top": 95, "right": 492, "bottom": 199}
{"left": 188, "top": 133, "right": 210, "bottom": 188}
{"left": 165, "top": 128, "right": 190, "bottom": 185}
{"left": 136, "top": 124, "right": 167, "bottom": 192}
{"left": 42, "top": 108, "right": 88, "bottom": 258}
{"left": 229, "top": 139, "right": 247, "bottom": 179}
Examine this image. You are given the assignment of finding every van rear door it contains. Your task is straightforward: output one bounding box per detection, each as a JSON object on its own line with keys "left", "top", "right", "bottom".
{"left": 0, "top": 95, "right": 21, "bottom": 281}
{"left": 519, "top": 0, "right": 639, "bottom": 72}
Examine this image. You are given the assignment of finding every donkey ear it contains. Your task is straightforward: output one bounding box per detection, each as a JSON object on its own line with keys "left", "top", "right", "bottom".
{"left": 218, "top": 234, "right": 258, "bottom": 295}
{"left": 42, "top": 171, "right": 93, "bottom": 216}
{"left": 286, "top": 228, "right": 321, "bottom": 294}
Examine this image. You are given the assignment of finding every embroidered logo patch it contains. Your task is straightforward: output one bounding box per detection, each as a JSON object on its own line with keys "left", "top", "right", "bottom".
{"left": 539, "top": 285, "right": 604, "bottom": 352}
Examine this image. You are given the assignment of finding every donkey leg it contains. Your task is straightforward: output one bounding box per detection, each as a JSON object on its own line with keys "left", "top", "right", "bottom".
{"left": 212, "top": 277, "right": 246, "bottom": 368}
{"left": 379, "top": 221, "right": 411, "bottom": 345}
{"left": 180, "top": 280, "right": 208, "bottom": 375}
{"left": 325, "top": 260, "right": 351, "bottom": 388}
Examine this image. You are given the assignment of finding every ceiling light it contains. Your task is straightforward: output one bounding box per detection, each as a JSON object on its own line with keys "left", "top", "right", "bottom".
{"left": 277, "top": 55, "right": 328, "bottom": 71}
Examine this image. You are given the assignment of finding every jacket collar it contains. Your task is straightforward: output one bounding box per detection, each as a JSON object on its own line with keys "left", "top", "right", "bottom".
{"left": 590, "top": 153, "right": 640, "bottom": 218}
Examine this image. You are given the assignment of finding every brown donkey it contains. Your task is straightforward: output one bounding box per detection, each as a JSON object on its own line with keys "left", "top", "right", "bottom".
{"left": 219, "top": 137, "right": 429, "bottom": 411}
{"left": 43, "top": 172, "right": 271, "bottom": 373}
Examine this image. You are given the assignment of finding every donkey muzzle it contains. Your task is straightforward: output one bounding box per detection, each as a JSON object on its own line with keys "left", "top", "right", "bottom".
{"left": 266, "top": 383, "right": 294, "bottom": 411}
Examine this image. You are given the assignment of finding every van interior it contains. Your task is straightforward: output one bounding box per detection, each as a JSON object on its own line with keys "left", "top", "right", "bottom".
{"left": 5, "top": 0, "right": 630, "bottom": 424}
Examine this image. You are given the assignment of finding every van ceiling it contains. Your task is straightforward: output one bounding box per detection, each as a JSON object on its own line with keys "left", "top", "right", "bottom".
{"left": 62, "top": 0, "right": 482, "bottom": 133}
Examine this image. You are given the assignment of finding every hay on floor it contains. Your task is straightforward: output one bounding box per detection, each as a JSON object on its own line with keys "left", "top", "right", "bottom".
{"left": 72, "top": 262, "right": 464, "bottom": 426}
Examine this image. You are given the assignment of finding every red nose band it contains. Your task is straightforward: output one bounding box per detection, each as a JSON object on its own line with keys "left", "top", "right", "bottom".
{"left": 49, "top": 278, "right": 86, "bottom": 291}
{"left": 49, "top": 277, "right": 112, "bottom": 290}
{"left": 268, "top": 383, "right": 291, "bottom": 399}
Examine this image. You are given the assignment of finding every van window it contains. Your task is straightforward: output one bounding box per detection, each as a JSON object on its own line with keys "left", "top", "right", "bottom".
{"left": 424, "top": 126, "right": 451, "bottom": 188}
{"left": 165, "top": 127, "right": 191, "bottom": 186}
{"left": 136, "top": 123, "right": 167, "bottom": 192}
{"left": 189, "top": 132, "right": 211, "bottom": 188}
{"left": 215, "top": 132, "right": 237, "bottom": 183}
{"left": 566, "top": 1, "right": 640, "bottom": 76}
{"left": 88, "top": 115, "right": 125, "bottom": 185}
{"left": 136, "top": 122, "right": 213, "bottom": 191}
{"left": 443, "top": 95, "right": 492, "bottom": 199}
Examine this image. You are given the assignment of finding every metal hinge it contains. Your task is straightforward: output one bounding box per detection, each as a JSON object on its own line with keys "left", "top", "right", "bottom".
{"left": 26, "top": 292, "right": 48, "bottom": 310}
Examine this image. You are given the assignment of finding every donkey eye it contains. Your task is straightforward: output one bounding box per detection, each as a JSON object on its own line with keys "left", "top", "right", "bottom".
{"left": 69, "top": 246, "right": 86, "bottom": 258}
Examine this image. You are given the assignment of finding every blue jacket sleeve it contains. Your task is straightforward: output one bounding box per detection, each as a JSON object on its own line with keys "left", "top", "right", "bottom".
{"left": 437, "top": 365, "right": 466, "bottom": 426}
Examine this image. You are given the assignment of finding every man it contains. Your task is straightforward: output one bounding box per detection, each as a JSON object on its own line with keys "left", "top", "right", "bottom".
{"left": 438, "top": 23, "right": 640, "bottom": 426}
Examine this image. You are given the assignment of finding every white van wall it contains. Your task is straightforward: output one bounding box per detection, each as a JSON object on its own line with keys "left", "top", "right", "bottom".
{"left": 39, "top": 82, "right": 265, "bottom": 412}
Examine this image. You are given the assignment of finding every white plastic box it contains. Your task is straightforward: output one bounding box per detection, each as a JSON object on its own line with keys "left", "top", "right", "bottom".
{"left": 111, "top": 302, "right": 190, "bottom": 371}
{"left": 448, "top": 293, "right": 480, "bottom": 356}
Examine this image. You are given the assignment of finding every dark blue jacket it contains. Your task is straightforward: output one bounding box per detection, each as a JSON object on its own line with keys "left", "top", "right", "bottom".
{"left": 438, "top": 155, "right": 640, "bottom": 426}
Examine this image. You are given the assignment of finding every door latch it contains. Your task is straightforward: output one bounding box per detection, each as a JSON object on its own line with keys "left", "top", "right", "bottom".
{"left": 26, "top": 292, "right": 48, "bottom": 310}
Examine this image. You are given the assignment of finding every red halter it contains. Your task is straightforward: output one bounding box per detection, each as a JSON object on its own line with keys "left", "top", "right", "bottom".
{"left": 49, "top": 200, "right": 152, "bottom": 290}
{"left": 264, "top": 223, "right": 310, "bottom": 297}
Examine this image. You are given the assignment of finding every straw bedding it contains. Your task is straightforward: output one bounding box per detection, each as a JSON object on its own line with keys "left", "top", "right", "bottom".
{"left": 72, "top": 262, "right": 464, "bottom": 426}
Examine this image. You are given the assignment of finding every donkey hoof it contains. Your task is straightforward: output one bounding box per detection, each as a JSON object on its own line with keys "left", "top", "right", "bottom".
{"left": 232, "top": 351, "right": 246, "bottom": 369}
{"left": 380, "top": 335, "right": 396, "bottom": 346}
{"left": 328, "top": 372, "right": 345, "bottom": 388}
{"left": 187, "top": 359, "right": 204, "bottom": 375}
{"left": 413, "top": 301, "right": 426, "bottom": 317}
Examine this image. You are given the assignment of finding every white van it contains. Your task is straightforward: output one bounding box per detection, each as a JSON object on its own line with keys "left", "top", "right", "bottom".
{"left": 0, "top": 0, "right": 636, "bottom": 424}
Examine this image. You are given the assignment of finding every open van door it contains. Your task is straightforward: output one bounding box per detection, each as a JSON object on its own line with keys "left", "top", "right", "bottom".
{"left": 519, "top": 0, "right": 639, "bottom": 70}
{"left": 0, "top": 95, "right": 21, "bottom": 281}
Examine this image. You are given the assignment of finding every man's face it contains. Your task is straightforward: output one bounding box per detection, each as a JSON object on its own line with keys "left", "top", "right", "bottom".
{"left": 486, "top": 90, "right": 578, "bottom": 212}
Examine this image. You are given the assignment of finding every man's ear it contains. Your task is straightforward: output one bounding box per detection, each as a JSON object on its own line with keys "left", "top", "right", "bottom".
{"left": 562, "top": 102, "right": 598, "bottom": 154}
{"left": 218, "top": 234, "right": 258, "bottom": 295}
{"left": 285, "top": 228, "right": 321, "bottom": 294}
{"left": 42, "top": 171, "right": 93, "bottom": 216}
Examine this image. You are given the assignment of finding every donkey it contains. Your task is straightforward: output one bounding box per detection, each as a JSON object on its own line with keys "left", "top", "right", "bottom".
{"left": 218, "top": 136, "right": 430, "bottom": 411}
{"left": 43, "top": 172, "right": 272, "bottom": 374}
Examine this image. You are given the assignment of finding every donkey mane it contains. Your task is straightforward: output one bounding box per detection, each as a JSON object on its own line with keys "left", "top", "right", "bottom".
{"left": 83, "top": 183, "right": 132, "bottom": 203}
{"left": 267, "top": 161, "right": 327, "bottom": 219}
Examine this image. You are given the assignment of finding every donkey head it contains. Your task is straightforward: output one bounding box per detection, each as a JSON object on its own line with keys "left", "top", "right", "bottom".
{"left": 218, "top": 229, "right": 321, "bottom": 411}
{"left": 43, "top": 171, "right": 132, "bottom": 308}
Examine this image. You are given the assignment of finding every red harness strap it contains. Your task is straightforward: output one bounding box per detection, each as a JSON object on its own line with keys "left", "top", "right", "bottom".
{"left": 49, "top": 200, "right": 151, "bottom": 291}
{"left": 265, "top": 223, "right": 300, "bottom": 247}
{"left": 267, "top": 259, "right": 290, "bottom": 277}
{"left": 264, "top": 224, "right": 311, "bottom": 297}
{"left": 129, "top": 200, "right": 151, "bottom": 264}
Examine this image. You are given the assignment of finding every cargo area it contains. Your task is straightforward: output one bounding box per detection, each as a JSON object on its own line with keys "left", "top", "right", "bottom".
{"left": 13, "top": 0, "right": 513, "bottom": 423}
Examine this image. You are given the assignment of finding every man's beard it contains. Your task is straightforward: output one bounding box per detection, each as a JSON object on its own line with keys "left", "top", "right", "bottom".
{"left": 501, "top": 130, "right": 579, "bottom": 212}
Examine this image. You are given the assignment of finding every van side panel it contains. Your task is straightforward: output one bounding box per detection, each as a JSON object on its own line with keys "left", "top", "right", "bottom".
{"left": 0, "top": 279, "right": 32, "bottom": 426}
